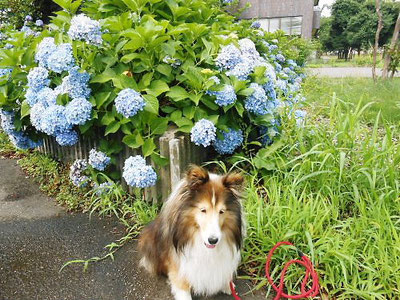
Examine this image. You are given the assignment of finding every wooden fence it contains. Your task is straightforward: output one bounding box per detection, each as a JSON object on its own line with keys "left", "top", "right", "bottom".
{"left": 36, "top": 127, "right": 208, "bottom": 203}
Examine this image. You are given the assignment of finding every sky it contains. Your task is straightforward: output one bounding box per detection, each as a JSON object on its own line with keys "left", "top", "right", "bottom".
{"left": 318, "top": 0, "right": 336, "bottom": 17}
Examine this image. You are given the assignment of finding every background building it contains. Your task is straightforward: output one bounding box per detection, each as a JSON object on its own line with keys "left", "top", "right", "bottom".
{"left": 239, "top": 0, "right": 321, "bottom": 39}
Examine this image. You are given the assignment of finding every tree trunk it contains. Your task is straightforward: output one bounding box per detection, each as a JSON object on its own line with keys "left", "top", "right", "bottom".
{"left": 372, "top": 0, "right": 383, "bottom": 82}
{"left": 382, "top": 12, "right": 400, "bottom": 78}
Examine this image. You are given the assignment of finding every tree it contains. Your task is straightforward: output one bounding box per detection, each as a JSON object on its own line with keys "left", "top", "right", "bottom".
{"left": 382, "top": 12, "right": 400, "bottom": 78}
{"left": 373, "top": 0, "right": 383, "bottom": 81}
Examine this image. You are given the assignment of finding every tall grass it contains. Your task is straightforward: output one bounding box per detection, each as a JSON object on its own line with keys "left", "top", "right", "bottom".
{"left": 234, "top": 96, "right": 400, "bottom": 299}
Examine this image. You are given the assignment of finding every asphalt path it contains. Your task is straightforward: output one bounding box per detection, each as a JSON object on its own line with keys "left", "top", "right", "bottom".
{"left": 0, "top": 158, "right": 266, "bottom": 300}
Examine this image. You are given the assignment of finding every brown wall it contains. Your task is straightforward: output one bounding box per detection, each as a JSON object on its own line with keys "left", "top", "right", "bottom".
{"left": 239, "top": 0, "right": 315, "bottom": 39}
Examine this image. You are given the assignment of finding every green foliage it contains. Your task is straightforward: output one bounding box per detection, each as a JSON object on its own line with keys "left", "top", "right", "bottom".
{"left": 319, "top": 0, "right": 400, "bottom": 55}
{"left": 303, "top": 77, "right": 400, "bottom": 123}
{"left": 210, "top": 91, "right": 400, "bottom": 299}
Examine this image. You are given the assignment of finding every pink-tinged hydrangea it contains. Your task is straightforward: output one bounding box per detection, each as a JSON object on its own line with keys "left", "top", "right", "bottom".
{"left": 190, "top": 119, "right": 216, "bottom": 147}
{"left": 69, "top": 159, "right": 89, "bottom": 187}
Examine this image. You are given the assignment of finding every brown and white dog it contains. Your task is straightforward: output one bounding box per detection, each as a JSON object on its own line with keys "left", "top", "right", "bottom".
{"left": 138, "top": 165, "right": 245, "bottom": 300}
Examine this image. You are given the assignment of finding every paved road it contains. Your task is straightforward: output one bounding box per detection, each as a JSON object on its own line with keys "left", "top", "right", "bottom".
{"left": 307, "top": 67, "right": 400, "bottom": 78}
{"left": 0, "top": 158, "right": 266, "bottom": 300}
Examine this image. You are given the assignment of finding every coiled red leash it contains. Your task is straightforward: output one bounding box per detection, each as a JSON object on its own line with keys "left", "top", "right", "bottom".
{"left": 230, "top": 241, "right": 319, "bottom": 300}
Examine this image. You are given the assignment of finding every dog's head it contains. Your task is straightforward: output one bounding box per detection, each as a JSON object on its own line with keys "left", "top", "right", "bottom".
{"left": 172, "top": 165, "right": 244, "bottom": 251}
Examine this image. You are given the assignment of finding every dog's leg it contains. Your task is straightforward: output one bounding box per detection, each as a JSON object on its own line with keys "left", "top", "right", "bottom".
{"left": 222, "top": 281, "right": 232, "bottom": 295}
{"left": 169, "top": 270, "right": 191, "bottom": 300}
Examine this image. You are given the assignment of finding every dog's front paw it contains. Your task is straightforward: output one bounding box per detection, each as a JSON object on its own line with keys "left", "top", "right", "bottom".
{"left": 222, "top": 282, "right": 232, "bottom": 295}
{"left": 174, "top": 289, "right": 192, "bottom": 300}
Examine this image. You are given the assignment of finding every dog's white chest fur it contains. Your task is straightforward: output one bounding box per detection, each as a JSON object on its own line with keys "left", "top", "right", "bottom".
{"left": 178, "top": 234, "right": 241, "bottom": 296}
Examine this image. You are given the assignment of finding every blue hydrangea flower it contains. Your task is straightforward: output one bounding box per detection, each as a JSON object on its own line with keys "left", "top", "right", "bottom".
{"left": 276, "top": 53, "right": 286, "bottom": 63}
{"left": 122, "top": 155, "right": 157, "bottom": 188}
{"left": 245, "top": 83, "right": 270, "bottom": 115}
{"left": 35, "top": 37, "right": 57, "bottom": 68}
{"left": 27, "top": 67, "right": 50, "bottom": 90}
{"left": 222, "top": 0, "right": 234, "bottom": 4}
{"left": 226, "top": 58, "right": 254, "bottom": 80}
{"left": 213, "top": 128, "right": 243, "bottom": 155}
{"left": 41, "top": 105, "right": 72, "bottom": 136}
{"left": 25, "top": 15, "right": 33, "bottom": 21}
{"left": 114, "top": 88, "right": 146, "bottom": 118}
{"left": 65, "top": 97, "right": 92, "bottom": 125}
{"left": 69, "top": 159, "right": 89, "bottom": 187}
{"left": 56, "top": 130, "right": 78, "bottom": 146}
{"left": 68, "top": 14, "right": 103, "bottom": 45}
{"left": 4, "top": 43, "right": 13, "bottom": 49}
{"left": 208, "top": 85, "right": 237, "bottom": 106}
{"left": 8, "top": 131, "right": 41, "bottom": 150}
{"left": 57, "top": 67, "right": 91, "bottom": 99}
{"left": 30, "top": 102, "right": 47, "bottom": 131}
{"left": 251, "top": 21, "right": 261, "bottom": 29}
{"left": 162, "top": 55, "right": 182, "bottom": 68}
{"left": 46, "top": 43, "right": 75, "bottom": 73}
{"left": 37, "top": 87, "right": 57, "bottom": 106}
{"left": 294, "top": 110, "right": 307, "bottom": 127}
{"left": 209, "top": 76, "right": 220, "bottom": 85}
{"left": 0, "top": 68, "right": 12, "bottom": 78}
{"left": 276, "top": 79, "right": 288, "bottom": 94}
{"left": 20, "top": 25, "right": 35, "bottom": 36}
{"left": 216, "top": 44, "right": 242, "bottom": 70}
{"left": 269, "top": 44, "right": 278, "bottom": 51}
{"left": 35, "top": 19, "right": 44, "bottom": 26}
{"left": 89, "top": 148, "right": 111, "bottom": 171}
{"left": 0, "top": 109, "right": 15, "bottom": 134}
{"left": 190, "top": 119, "right": 216, "bottom": 147}
{"left": 93, "top": 181, "right": 114, "bottom": 196}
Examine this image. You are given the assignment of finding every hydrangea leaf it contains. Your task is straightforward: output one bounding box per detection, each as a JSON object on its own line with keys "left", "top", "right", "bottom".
{"left": 122, "top": 131, "right": 144, "bottom": 149}
{"left": 20, "top": 101, "right": 30, "bottom": 119}
{"left": 143, "top": 94, "right": 159, "bottom": 114}
{"left": 104, "top": 120, "right": 120, "bottom": 135}
{"left": 147, "top": 80, "right": 169, "bottom": 97}
{"left": 150, "top": 118, "right": 168, "bottom": 135}
{"left": 142, "top": 138, "right": 156, "bottom": 157}
{"left": 166, "top": 86, "right": 189, "bottom": 102}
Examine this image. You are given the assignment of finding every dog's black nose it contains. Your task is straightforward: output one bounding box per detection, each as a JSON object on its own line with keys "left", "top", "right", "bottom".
{"left": 208, "top": 236, "right": 219, "bottom": 245}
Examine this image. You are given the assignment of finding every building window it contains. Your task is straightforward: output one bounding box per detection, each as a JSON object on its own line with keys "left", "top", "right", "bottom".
{"left": 258, "top": 16, "right": 303, "bottom": 35}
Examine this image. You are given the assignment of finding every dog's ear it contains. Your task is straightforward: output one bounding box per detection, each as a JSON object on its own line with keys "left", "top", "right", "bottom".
{"left": 222, "top": 172, "right": 244, "bottom": 192}
{"left": 186, "top": 165, "right": 209, "bottom": 190}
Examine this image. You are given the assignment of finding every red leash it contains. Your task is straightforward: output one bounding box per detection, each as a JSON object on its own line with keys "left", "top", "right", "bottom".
{"left": 230, "top": 241, "right": 319, "bottom": 300}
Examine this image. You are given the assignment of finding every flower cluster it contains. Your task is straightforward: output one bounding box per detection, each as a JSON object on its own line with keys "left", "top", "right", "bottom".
{"left": 93, "top": 181, "right": 114, "bottom": 196}
{"left": 0, "top": 109, "right": 41, "bottom": 150}
{"left": 56, "top": 67, "right": 91, "bottom": 99}
{"left": 69, "top": 159, "right": 89, "bottom": 187}
{"left": 122, "top": 156, "right": 157, "bottom": 188}
{"left": 213, "top": 128, "right": 243, "bottom": 155}
{"left": 114, "top": 88, "right": 146, "bottom": 118}
{"left": 0, "top": 68, "right": 12, "bottom": 78}
{"left": 55, "top": 130, "right": 78, "bottom": 146}
{"left": 27, "top": 38, "right": 92, "bottom": 146}
{"left": 35, "top": 38, "right": 75, "bottom": 73}
{"left": 68, "top": 14, "right": 103, "bottom": 45}
{"left": 88, "top": 149, "right": 111, "bottom": 171}
{"left": 190, "top": 119, "right": 216, "bottom": 147}
{"left": 208, "top": 84, "right": 237, "bottom": 107}
{"left": 65, "top": 98, "right": 92, "bottom": 125}
{"left": 245, "top": 83, "right": 277, "bottom": 115}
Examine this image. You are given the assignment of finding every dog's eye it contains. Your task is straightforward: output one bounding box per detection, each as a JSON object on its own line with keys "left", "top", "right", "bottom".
{"left": 200, "top": 208, "right": 206, "bottom": 213}
{"left": 219, "top": 209, "right": 225, "bottom": 214}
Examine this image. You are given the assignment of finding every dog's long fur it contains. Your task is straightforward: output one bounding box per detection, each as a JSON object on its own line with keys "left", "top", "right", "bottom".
{"left": 138, "top": 165, "right": 245, "bottom": 300}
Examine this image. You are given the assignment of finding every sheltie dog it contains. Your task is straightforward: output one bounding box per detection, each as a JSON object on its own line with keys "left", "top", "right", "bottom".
{"left": 138, "top": 165, "right": 245, "bottom": 300}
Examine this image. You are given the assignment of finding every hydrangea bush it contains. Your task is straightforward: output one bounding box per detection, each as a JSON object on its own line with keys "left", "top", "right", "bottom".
{"left": 0, "top": 0, "right": 308, "bottom": 190}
